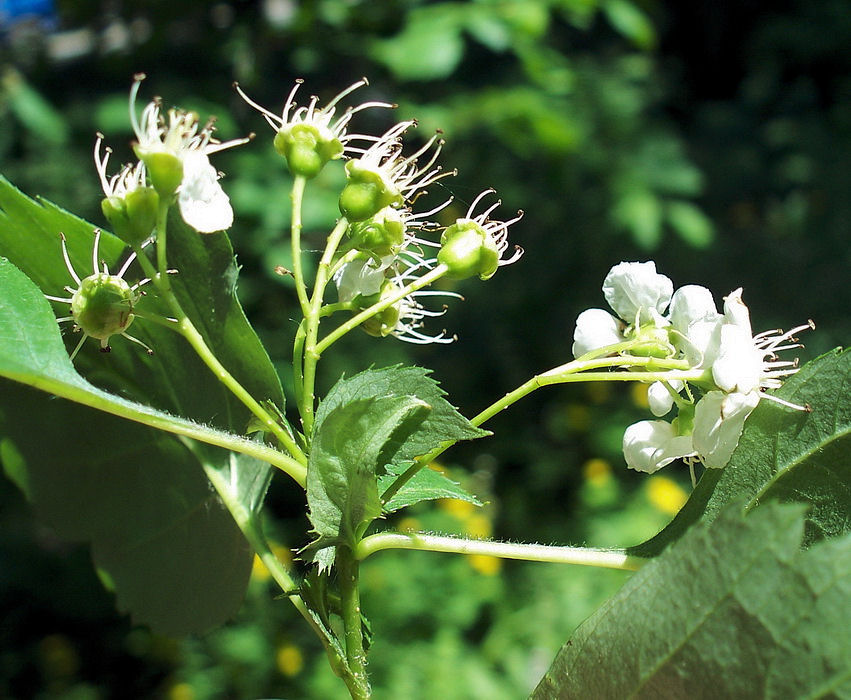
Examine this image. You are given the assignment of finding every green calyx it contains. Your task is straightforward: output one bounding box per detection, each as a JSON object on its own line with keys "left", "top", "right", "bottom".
{"left": 101, "top": 186, "right": 159, "bottom": 245}
{"left": 339, "top": 160, "right": 403, "bottom": 222}
{"left": 70, "top": 273, "right": 136, "bottom": 340}
{"left": 356, "top": 281, "right": 402, "bottom": 337}
{"left": 347, "top": 207, "right": 405, "bottom": 257}
{"left": 437, "top": 220, "right": 499, "bottom": 280}
{"left": 627, "top": 324, "right": 674, "bottom": 359}
{"left": 136, "top": 149, "right": 183, "bottom": 197}
{"left": 274, "top": 123, "right": 343, "bottom": 179}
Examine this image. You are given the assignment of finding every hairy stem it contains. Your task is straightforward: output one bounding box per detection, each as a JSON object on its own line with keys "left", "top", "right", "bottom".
{"left": 357, "top": 532, "right": 646, "bottom": 571}
{"left": 337, "top": 546, "right": 370, "bottom": 699}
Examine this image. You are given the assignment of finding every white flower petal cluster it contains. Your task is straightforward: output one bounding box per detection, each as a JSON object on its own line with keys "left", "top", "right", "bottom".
{"left": 129, "top": 74, "right": 249, "bottom": 233}
{"left": 575, "top": 261, "right": 811, "bottom": 474}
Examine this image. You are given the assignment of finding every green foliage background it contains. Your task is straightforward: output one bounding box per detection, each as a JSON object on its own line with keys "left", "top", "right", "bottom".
{"left": 1, "top": 0, "right": 849, "bottom": 697}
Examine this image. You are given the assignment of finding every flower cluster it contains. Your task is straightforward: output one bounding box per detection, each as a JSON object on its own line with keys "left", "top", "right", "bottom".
{"left": 239, "top": 79, "right": 523, "bottom": 343}
{"left": 573, "top": 261, "right": 813, "bottom": 472}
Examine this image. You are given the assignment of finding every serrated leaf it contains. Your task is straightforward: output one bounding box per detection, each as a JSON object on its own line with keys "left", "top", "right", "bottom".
{"left": 633, "top": 348, "right": 851, "bottom": 557}
{"left": 533, "top": 502, "right": 851, "bottom": 699}
{"left": 317, "top": 365, "right": 488, "bottom": 465}
{"left": 0, "top": 176, "right": 286, "bottom": 635}
{"left": 378, "top": 462, "right": 482, "bottom": 514}
{"left": 307, "top": 395, "right": 431, "bottom": 561}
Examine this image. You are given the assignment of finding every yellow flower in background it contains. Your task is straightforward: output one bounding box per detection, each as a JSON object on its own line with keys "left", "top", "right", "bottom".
{"left": 468, "top": 554, "right": 502, "bottom": 576}
{"left": 250, "top": 544, "right": 293, "bottom": 582}
{"left": 631, "top": 382, "right": 650, "bottom": 408}
{"left": 647, "top": 475, "right": 688, "bottom": 515}
{"left": 397, "top": 516, "right": 421, "bottom": 532}
{"left": 582, "top": 458, "right": 612, "bottom": 487}
{"left": 439, "top": 497, "right": 476, "bottom": 520}
{"left": 276, "top": 643, "right": 304, "bottom": 677}
{"left": 167, "top": 682, "right": 195, "bottom": 700}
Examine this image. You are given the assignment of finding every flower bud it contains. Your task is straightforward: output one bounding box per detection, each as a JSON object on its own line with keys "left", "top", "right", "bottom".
{"left": 437, "top": 220, "right": 499, "bottom": 280}
{"left": 101, "top": 186, "right": 159, "bottom": 246}
{"left": 357, "top": 280, "right": 402, "bottom": 338}
{"left": 274, "top": 123, "right": 343, "bottom": 179}
{"left": 70, "top": 273, "right": 136, "bottom": 341}
{"left": 339, "top": 160, "right": 403, "bottom": 222}
{"left": 347, "top": 207, "right": 405, "bottom": 257}
{"left": 137, "top": 150, "right": 184, "bottom": 198}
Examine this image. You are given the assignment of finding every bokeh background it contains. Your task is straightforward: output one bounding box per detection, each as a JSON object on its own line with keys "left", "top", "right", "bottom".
{"left": 2, "top": 0, "right": 849, "bottom": 697}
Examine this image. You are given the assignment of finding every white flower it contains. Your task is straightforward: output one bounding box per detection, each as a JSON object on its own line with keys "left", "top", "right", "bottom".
{"left": 692, "top": 390, "right": 760, "bottom": 468}
{"left": 712, "top": 288, "right": 813, "bottom": 396}
{"left": 129, "top": 74, "right": 249, "bottom": 232}
{"left": 647, "top": 379, "right": 684, "bottom": 417}
{"left": 571, "top": 309, "right": 625, "bottom": 358}
{"left": 334, "top": 256, "right": 390, "bottom": 302}
{"left": 622, "top": 419, "right": 696, "bottom": 473}
{"left": 602, "top": 261, "right": 673, "bottom": 325}
{"left": 177, "top": 152, "right": 234, "bottom": 233}
{"left": 94, "top": 133, "right": 148, "bottom": 199}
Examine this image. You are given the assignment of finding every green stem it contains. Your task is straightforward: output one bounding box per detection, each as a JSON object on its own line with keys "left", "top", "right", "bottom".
{"left": 290, "top": 175, "right": 311, "bottom": 316}
{"left": 137, "top": 214, "right": 308, "bottom": 466}
{"left": 315, "top": 263, "right": 450, "bottom": 356}
{"left": 381, "top": 355, "right": 704, "bottom": 506}
{"left": 201, "top": 465, "right": 345, "bottom": 677}
{"left": 356, "top": 532, "right": 646, "bottom": 571}
{"left": 336, "top": 546, "right": 370, "bottom": 699}
{"left": 301, "top": 217, "right": 349, "bottom": 435}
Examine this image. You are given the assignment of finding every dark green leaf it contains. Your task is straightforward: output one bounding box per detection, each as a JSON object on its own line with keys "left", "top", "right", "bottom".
{"left": 307, "top": 395, "right": 431, "bottom": 561}
{"left": 0, "top": 177, "right": 286, "bottom": 634}
{"left": 533, "top": 502, "right": 851, "bottom": 699}
{"left": 633, "top": 348, "right": 851, "bottom": 557}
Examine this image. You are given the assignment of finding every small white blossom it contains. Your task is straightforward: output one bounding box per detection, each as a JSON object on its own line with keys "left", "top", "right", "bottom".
{"left": 647, "top": 380, "right": 684, "bottom": 417}
{"left": 334, "top": 256, "right": 390, "bottom": 302}
{"left": 602, "top": 261, "right": 673, "bottom": 325}
{"left": 622, "top": 419, "right": 696, "bottom": 474}
{"left": 571, "top": 308, "right": 625, "bottom": 358}
{"left": 692, "top": 390, "right": 761, "bottom": 468}
{"left": 129, "top": 74, "right": 249, "bottom": 233}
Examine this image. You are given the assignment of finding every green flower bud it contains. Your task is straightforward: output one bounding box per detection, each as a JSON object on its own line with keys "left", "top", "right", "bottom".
{"left": 629, "top": 324, "right": 674, "bottom": 359}
{"left": 70, "top": 273, "right": 136, "bottom": 341}
{"left": 347, "top": 207, "right": 405, "bottom": 257}
{"left": 273, "top": 123, "right": 343, "bottom": 179}
{"left": 437, "top": 220, "right": 500, "bottom": 280}
{"left": 101, "top": 186, "right": 159, "bottom": 245}
{"left": 357, "top": 280, "right": 402, "bottom": 338}
{"left": 339, "top": 160, "right": 403, "bottom": 222}
{"left": 137, "top": 150, "right": 184, "bottom": 198}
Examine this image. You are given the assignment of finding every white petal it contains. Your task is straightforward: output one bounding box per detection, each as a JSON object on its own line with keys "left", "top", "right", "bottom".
{"left": 692, "top": 390, "right": 760, "bottom": 468}
{"left": 602, "top": 261, "right": 673, "bottom": 324}
{"left": 648, "top": 380, "right": 683, "bottom": 417}
{"left": 572, "top": 308, "right": 625, "bottom": 358}
{"left": 334, "top": 258, "right": 387, "bottom": 302}
{"left": 622, "top": 419, "right": 694, "bottom": 473}
{"left": 677, "top": 318, "right": 722, "bottom": 369}
{"left": 669, "top": 285, "right": 720, "bottom": 333}
{"left": 722, "top": 288, "right": 753, "bottom": 335}
{"left": 178, "top": 152, "right": 233, "bottom": 233}
{"left": 712, "top": 324, "right": 762, "bottom": 393}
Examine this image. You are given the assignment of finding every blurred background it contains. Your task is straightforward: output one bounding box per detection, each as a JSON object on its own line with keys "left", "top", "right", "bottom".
{"left": 1, "top": 0, "right": 849, "bottom": 697}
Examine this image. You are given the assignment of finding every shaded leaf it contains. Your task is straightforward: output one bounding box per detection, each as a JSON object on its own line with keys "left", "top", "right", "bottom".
{"left": 533, "top": 502, "right": 851, "bottom": 699}
{"left": 0, "top": 176, "right": 286, "bottom": 635}
{"left": 633, "top": 348, "right": 851, "bottom": 557}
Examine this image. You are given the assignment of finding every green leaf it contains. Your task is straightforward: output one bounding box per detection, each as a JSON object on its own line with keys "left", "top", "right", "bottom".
{"left": 632, "top": 348, "right": 851, "bottom": 557}
{"left": 379, "top": 462, "right": 482, "bottom": 514}
{"left": 666, "top": 200, "right": 714, "bottom": 248}
{"left": 602, "top": 0, "right": 656, "bottom": 50}
{"left": 317, "top": 365, "right": 488, "bottom": 466}
{"left": 370, "top": 6, "right": 466, "bottom": 81}
{"left": 533, "top": 502, "right": 851, "bottom": 699}
{"left": 0, "top": 177, "right": 286, "bottom": 635}
{"left": 307, "top": 395, "right": 431, "bottom": 563}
